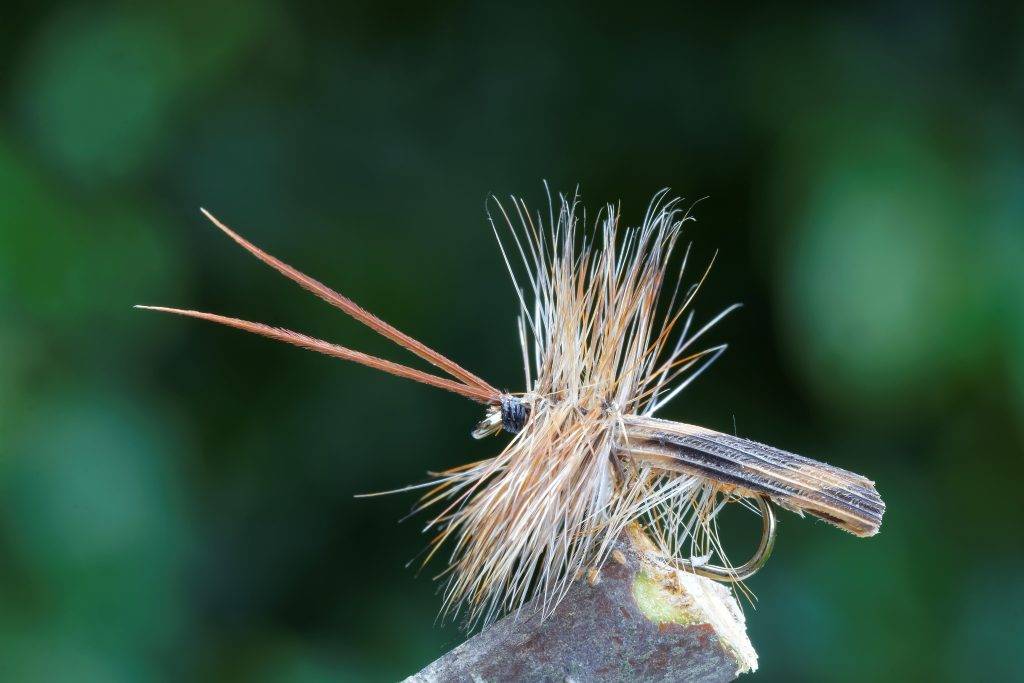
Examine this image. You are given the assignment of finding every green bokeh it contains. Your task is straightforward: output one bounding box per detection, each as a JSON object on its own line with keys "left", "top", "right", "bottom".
{"left": 1, "top": 2, "right": 1021, "bottom": 681}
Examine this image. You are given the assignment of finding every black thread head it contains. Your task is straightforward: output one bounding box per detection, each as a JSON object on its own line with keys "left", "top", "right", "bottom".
{"left": 500, "top": 395, "right": 529, "bottom": 434}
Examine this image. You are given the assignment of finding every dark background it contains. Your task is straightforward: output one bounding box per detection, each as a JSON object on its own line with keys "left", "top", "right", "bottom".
{"left": 1, "top": 2, "right": 1022, "bottom": 681}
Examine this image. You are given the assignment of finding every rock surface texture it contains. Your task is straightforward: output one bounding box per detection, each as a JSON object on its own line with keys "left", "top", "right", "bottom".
{"left": 406, "top": 530, "right": 756, "bottom": 683}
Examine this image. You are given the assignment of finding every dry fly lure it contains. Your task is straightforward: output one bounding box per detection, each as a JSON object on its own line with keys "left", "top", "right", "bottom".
{"left": 139, "top": 189, "right": 884, "bottom": 628}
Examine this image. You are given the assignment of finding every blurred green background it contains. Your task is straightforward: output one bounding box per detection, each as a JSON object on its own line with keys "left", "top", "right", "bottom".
{"left": 1, "top": 2, "right": 1022, "bottom": 681}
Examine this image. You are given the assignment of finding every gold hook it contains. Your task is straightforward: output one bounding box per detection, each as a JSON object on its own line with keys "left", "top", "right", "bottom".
{"left": 667, "top": 495, "right": 777, "bottom": 583}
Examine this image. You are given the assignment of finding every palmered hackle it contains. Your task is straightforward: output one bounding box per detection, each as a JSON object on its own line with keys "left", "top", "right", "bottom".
{"left": 419, "top": 190, "right": 742, "bottom": 627}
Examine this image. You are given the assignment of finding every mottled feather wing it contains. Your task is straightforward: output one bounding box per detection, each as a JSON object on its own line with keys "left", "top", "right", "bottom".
{"left": 619, "top": 415, "right": 884, "bottom": 537}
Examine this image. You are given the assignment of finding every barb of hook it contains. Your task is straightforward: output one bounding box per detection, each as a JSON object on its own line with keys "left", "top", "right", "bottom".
{"left": 667, "top": 495, "right": 777, "bottom": 583}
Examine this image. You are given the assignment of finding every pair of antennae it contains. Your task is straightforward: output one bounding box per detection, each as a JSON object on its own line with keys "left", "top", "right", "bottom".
{"left": 136, "top": 210, "right": 502, "bottom": 405}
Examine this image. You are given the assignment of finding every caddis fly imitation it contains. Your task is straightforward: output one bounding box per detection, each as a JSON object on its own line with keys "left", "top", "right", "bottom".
{"left": 139, "top": 189, "right": 884, "bottom": 627}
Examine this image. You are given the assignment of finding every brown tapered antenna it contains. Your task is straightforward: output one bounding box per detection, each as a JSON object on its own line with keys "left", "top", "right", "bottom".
{"left": 198, "top": 208, "right": 499, "bottom": 397}
{"left": 135, "top": 306, "right": 498, "bottom": 404}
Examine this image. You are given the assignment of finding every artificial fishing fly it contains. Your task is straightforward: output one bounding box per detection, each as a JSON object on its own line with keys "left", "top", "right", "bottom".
{"left": 139, "top": 189, "right": 884, "bottom": 628}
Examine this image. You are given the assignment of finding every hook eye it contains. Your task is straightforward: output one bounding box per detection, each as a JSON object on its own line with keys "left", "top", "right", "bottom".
{"left": 472, "top": 407, "right": 503, "bottom": 439}
{"left": 666, "top": 495, "right": 777, "bottom": 583}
